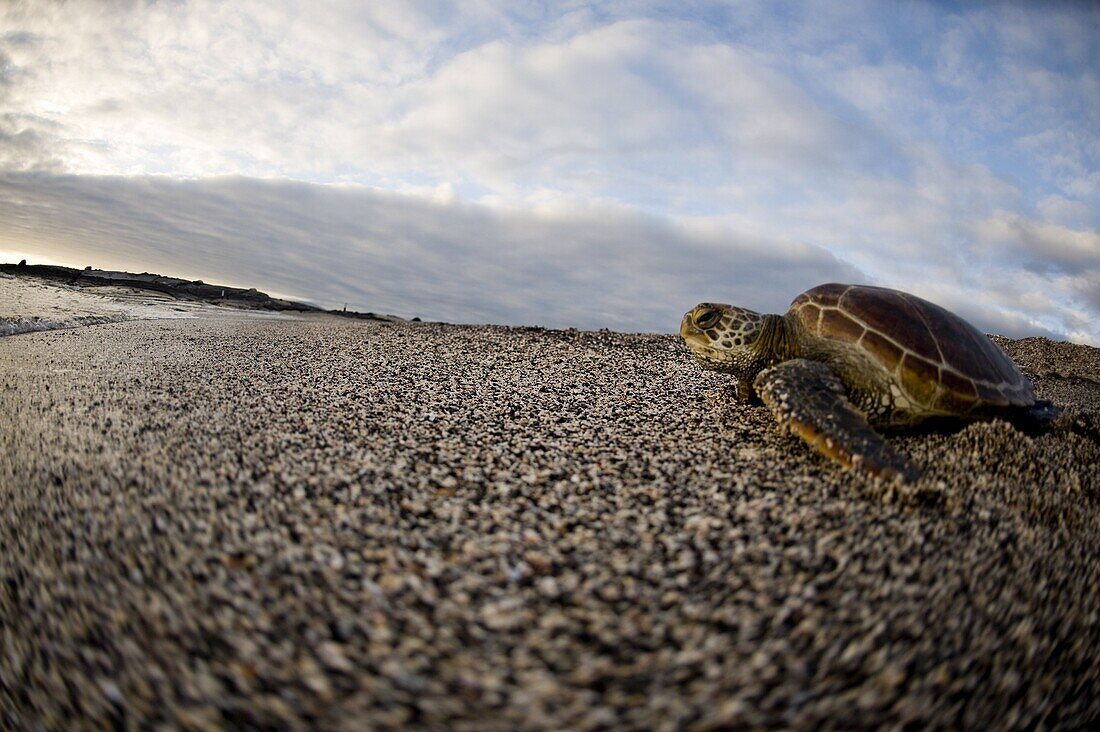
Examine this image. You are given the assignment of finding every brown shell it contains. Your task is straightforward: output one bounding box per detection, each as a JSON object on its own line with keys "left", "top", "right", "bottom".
{"left": 789, "top": 283, "right": 1034, "bottom": 412}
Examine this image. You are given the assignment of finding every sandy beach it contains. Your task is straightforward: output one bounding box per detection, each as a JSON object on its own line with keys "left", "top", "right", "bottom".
{"left": 2, "top": 310, "right": 1099, "bottom": 728}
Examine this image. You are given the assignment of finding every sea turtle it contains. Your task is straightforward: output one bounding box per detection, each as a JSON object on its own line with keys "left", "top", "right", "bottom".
{"left": 680, "top": 283, "right": 1050, "bottom": 482}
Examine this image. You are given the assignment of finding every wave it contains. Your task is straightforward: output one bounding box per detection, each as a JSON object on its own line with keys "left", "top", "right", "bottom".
{"left": 0, "top": 313, "right": 133, "bottom": 337}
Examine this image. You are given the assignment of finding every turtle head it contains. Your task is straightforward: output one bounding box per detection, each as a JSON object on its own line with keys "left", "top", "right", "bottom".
{"left": 680, "top": 303, "right": 768, "bottom": 380}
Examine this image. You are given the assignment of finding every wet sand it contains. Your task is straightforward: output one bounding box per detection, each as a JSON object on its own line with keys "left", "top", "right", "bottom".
{"left": 2, "top": 315, "right": 1098, "bottom": 728}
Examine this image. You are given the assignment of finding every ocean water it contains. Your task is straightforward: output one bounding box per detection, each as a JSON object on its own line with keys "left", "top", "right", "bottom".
{"left": 0, "top": 273, "right": 209, "bottom": 337}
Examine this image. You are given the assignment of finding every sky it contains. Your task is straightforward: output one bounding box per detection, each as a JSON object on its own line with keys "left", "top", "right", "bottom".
{"left": 0, "top": 1, "right": 1097, "bottom": 342}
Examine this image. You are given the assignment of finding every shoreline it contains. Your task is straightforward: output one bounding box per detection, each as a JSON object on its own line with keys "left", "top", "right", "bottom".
{"left": 1, "top": 262, "right": 406, "bottom": 325}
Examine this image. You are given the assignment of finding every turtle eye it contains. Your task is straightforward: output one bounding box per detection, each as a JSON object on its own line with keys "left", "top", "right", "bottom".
{"left": 693, "top": 307, "right": 721, "bottom": 330}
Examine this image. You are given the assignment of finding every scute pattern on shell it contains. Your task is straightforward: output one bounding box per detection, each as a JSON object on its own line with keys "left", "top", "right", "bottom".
{"left": 789, "top": 284, "right": 1034, "bottom": 412}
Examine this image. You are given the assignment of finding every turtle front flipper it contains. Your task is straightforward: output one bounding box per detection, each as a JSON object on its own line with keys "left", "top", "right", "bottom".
{"left": 754, "top": 360, "right": 921, "bottom": 482}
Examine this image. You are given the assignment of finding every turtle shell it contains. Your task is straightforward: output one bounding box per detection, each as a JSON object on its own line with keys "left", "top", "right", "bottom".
{"left": 788, "top": 283, "right": 1035, "bottom": 414}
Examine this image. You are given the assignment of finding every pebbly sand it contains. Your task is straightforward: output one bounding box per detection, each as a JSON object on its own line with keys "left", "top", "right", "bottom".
{"left": 1, "top": 311, "right": 1099, "bottom": 728}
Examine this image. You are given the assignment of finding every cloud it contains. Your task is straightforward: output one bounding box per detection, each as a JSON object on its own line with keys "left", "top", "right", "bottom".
{"left": 0, "top": 2, "right": 1096, "bottom": 344}
{"left": 4, "top": 170, "right": 1095, "bottom": 343}
{"left": 973, "top": 212, "right": 1100, "bottom": 276}
{"left": 2, "top": 2, "right": 1094, "bottom": 219}
{"left": 965, "top": 212, "right": 1100, "bottom": 338}
{"left": 0, "top": 172, "right": 863, "bottom": 331}
{"left": 0, "top": 8, "right": 972, "bottom": 200}
{"left": 1037, "top": 194, "right": 1096, "bottom": 230}
{"left": 0, "top": 113, "right": 64, "bottom": 172}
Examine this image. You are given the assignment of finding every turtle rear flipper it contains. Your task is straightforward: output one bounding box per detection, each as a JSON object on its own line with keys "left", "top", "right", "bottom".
{"left": 1003, "top": 399, "right": 1062, "bottom": 435}
{"left": 754, "top": 359, "right": 921, "bottom": 482}
{"left": 1001, "top": 400, "right": 1100, "bottom": 443}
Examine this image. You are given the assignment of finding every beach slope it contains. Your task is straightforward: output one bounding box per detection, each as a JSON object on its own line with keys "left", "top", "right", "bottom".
{"left": 2, "top": 315, "right": 1098, "bottom": 728}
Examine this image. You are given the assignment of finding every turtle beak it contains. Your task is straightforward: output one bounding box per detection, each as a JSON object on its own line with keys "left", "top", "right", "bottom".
{"left": 680, "top": 311, "right": 706, "bottom": 346}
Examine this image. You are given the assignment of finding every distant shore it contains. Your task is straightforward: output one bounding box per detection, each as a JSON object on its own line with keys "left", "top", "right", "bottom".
{"left": 0, "top": 261, "right": 406, "bottom": 323}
